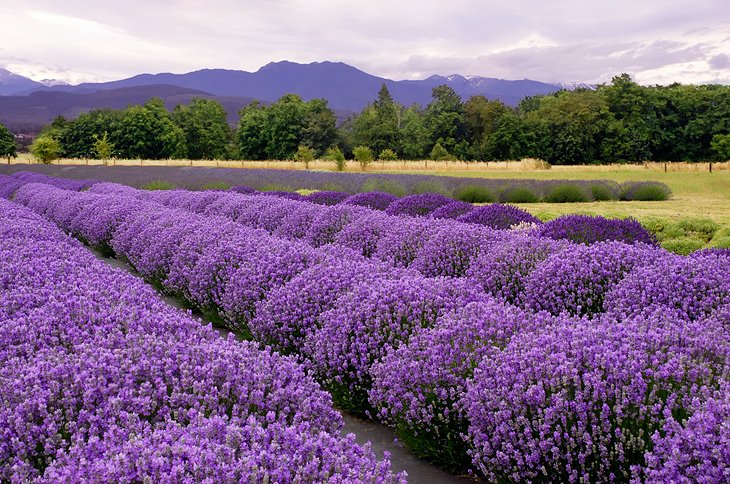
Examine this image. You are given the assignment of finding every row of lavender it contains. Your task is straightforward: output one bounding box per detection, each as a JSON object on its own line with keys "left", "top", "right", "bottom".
{"left": 3, "top": 175, "right": 729, "bottom": 481}
{"left": 0, "top": 164, "right": 671, "bottom": 202}
{"left": 0, "top": 198, "right": 405, "bottom": 481}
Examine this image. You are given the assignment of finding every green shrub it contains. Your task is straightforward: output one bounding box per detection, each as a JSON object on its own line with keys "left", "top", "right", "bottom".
{"left": 260, "top": 183, "right": 294, "bottom": 192}
{"left": 544, "top": 184, "right": 590, "bottom": 203}
{"left": 378, "top": 148, "right": 398, "bottom": 161}
{"left": 323, "top": 146, "right": 346, "bottom": 171}
{"left": 200, "top": 181, "right": 231, "bottom": 191}
{"left": 709, "top": 226, "right": 730, "bottom": 248}
{"left": 30, "top": 135, "right": 61, "bottom": 164}
{"left": 294, "top": 145, "right": 316, "bottom": 168}
{"left": 661, "top": 237, "right": 706, "bottom": 255}
{"left": 500, "top": 186, "right": 540, "bottom": 203}
{"left": 361, "top": 178, "right": 408, "bottom": 197}
{"left": 589, "top": 184, "right": 616, "bottom": 201}
{"left": 413, "top": 180, "right": 451, "bottom": 196}
{"left": 620, "top": 182, "right": 671, "bottom": 201}
{"left": 455, "top": 185, "right": 495, "bottom": 203}
{"left": 141, "top": 180, "right": 177, "bottom": 191}
{"left": 675, "top": 218, "right": 719, "bottom": 242}
{"left": 429, "top": 142, "right": 454, "bottom": 161}
{"left": 353, "top": 146, "right": 374, "bottom": 171}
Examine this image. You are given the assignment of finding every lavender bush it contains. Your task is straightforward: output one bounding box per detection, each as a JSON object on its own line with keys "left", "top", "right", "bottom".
{"left": 341, "top": 191, "right": 398, "bottom": 210}
{"left": 370, "top": 300, "right": 556, "bottom": 470}
{"left": 524, "top": 241, "right": 661, "bottom": 317}
{"left": 456, "top": 203, "right": 541, "bottom": 229}
{"left": 305, "top": 276, "right": 487, "bottom": 414}
{"left": 538, "top": 214, "right": 657, "bottom": 246}
{"left": 463, "top": 312, "right": 729, "bottom": 482}
{"left": 385, "top": 193, "right": 452, "bottom": 217}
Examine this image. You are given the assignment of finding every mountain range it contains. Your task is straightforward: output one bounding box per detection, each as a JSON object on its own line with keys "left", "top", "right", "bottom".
{"left": 0, "top": 61, "right": 583, "bottom": 133}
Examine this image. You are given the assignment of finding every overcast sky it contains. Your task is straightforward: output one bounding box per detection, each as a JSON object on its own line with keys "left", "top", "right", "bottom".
{"left": 1, "top": 0, "right": 728, "bottom": 85}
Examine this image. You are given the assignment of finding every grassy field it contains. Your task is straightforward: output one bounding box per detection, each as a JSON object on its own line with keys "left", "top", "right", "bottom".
{"left": 377, "top": 167, "right": 730, "bottom": 253}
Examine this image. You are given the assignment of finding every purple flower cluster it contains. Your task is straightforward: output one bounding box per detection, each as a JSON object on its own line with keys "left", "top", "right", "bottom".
{"left": 385, "top": 193, "right": 453, "bottom": 217}
{"left": 306, "top": 276, "right": 488, "bottom": 414}
{"left": 641, "top": 381, "right": 730, "bottom": 483}
{"left": 306, "top": 190, "right": 351, "bottom": 205}
{"left": 8, "top": 174, "right": 727, "bottom": 481}
{"left": 538, "top": 214, "right": 657, "bottom": 246}
{"left": 456, "top": 203, "right": 541, "bottom": 229}
{"left": 429, "top": 200, "right": 475, "bottom": 219}
{"left": 0, "top": 198, "right": 404, "bottom": 482}
{"left": 463, "top": 312, "right": 729, "bottom": 482}
{"left": 369, "top": 300, "right": 556, "bottom": 470}
{"left": 342, "top": 190, "right": 398, "bottom": 210}
{"left": 524, "top": 241, "right": 661, "bottom": 317}
{"left": 10, "top": 170, "right": 99, "bottom": 191}
{"left": 468, "top": 234, "right": 569, "bottom": 305}
{"left": 0, "top": 174, "right": 24, "bottom": 199}
{"left": 605, "top": 252, "right": 730, "bottom": 321}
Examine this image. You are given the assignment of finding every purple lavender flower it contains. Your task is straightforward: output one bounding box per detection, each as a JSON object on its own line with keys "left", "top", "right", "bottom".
{"left": 456, "top": 203, "right": 541, "bottom": 229}
{"left": 370, "top": 299, "right": 555, "bottom": 470}
{"left": 463, "top": 311, "right": 729, "bottom": 482}
{"left": 342, "top": 191, "right": 398, "bottom": 211}
{"left": 429, "top": 200, "right": 474, "bottom": 220}
{"left": 306, "top": 190, "right": 351, "bottom": 206}
{"left": 538, "top": 214, "right": 657, "bottom": 246}
{"left": 230, "top": 184, "right": 257, "bottom": 194}
{"left": 410, "top": 222, "right": 497, "bottom": 277}
{"left": 385, "top": 193, "right": 453, "bottom": 217}
{"left": 524, "top": 241, "right": 660, "bottom": 317}
{"left": 467, "top": 234, "right": 570, "bottom": 306}
{"left": 605, "top": 252, "right": 730, "bottom": 321}
{"left": 305, "top": 276, "right": 488, "bottom": 414}
{"left": 641, "top": 381, "right": 730, "bottom": 483}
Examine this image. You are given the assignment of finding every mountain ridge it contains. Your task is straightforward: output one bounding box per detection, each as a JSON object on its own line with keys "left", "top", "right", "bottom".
{"left": 0, "top": 61, "right": 587, "bottom": 132}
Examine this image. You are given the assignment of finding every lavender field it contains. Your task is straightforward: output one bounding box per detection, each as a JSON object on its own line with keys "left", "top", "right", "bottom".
{"left": 1, "top": 171, "right": 728, "bottom": 482}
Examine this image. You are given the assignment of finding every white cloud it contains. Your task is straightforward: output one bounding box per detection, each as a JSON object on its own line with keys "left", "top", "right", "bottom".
{"left": 0, "top": 0, "right": 728, "bottom": 85}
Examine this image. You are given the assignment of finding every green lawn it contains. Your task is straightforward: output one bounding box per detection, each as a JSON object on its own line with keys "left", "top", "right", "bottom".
{"left": 381, "top": 167, "right": 730, "bottom": 253}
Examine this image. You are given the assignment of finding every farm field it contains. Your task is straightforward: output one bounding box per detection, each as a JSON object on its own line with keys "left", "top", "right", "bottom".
{"left": 1, "top": 170, "right": 728, "bottom": 482}
{"left": 389, "top": 167, "right": 730, "bottom": 223}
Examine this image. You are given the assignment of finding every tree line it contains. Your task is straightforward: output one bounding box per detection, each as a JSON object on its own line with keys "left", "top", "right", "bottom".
{"left": 17, "top": 74, "right": 730, "bottom": 164}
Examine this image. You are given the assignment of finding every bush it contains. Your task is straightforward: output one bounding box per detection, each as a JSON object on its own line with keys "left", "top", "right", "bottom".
{"left": 544, "top": 183, "right": 590, "bottom": 203}
{"left": 499, "top": 186, "right": 540, "bottom": 203}
{"left": 523, "top": 242, "right": 660, "bottom": 317}
{"left": 429, "top": 201, "right": 474, "bottom": 220}
{"left": 361, "top": 178, "right": 407, "bottom": 197}
{"left": 538, "top": 214, "right": 658, "bottom": 246}
{"left": 429, "top": 142, "right": 454, "bottom": 161}
{"left": 413, "top": 179, "right": 450, "bottom": 196}
{"left": 324, "top": 146, "right": 346, "bottom": 171}
{"left": 455, "top": 185, "right": 494, "bottom": 203}
{"left": 605, "top": 253, "right": 730, "bottom": 321}
{"left": 30, "top": 135, "right": 61, "bottom": 163}
{"left": 341, "top": 191, "right": 398, "bottom": 211}
{"left": 620, "top": 181, "right": 671, "bottom": 201}
{"left": 200, "top": 181, "right": 231, "bottom": 191}
{"left": 305, "top": 191, "right": 350, "bottom": 206}
{"left": 353, "top": 146, "right": 374, "bottom": 171}
{"left": 385, "top": 193, "right": 452, "bottom": 217}
{"left": 457, "top": 204, "right": 541, "bottom": 230}
{"left": 294, "top": 145, "right": 316, "bottom": 168}
{"left": 589, "top": 184, "right": 617, "bottom": 201}
{"left": 661, "top": 236, "right": 706, "bottom": 255}
{"left": 141, "top": 180, "right": 177, "bottom": 190}
{"left": 378, "top": 148, "right": 398, "bottom": 161}
{"left": 464, "top": 314, "right": 728, "bottom": 482}
{"left": 230, "top": 185, "right": 256, "bottom": 194}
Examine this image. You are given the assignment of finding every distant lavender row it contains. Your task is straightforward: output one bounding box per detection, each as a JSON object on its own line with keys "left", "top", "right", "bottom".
{"left": 0, "top": 198, "right": 404, "bottom": 482}
{"left": 0, "top": 164, "right": 670, "bottom": 201}
{"left": 5, "top": 179, "right": 728, "bottom": 481}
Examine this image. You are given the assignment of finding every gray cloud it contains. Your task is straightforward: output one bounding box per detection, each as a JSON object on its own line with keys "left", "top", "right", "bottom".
{"left": 1, "top": 0, "right": 728, "bottom": 85}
